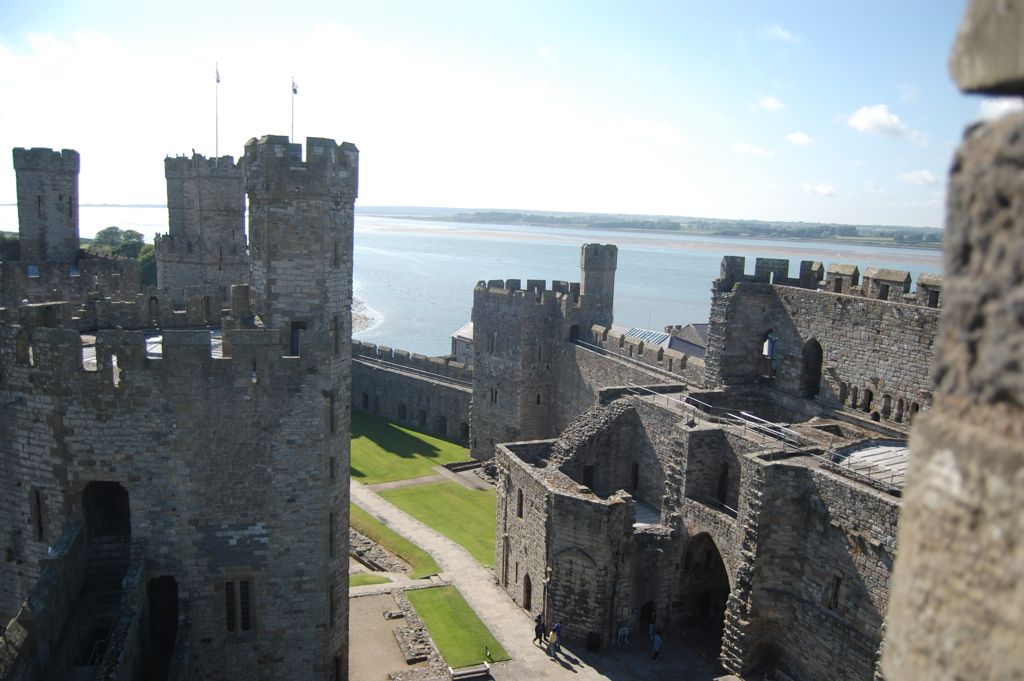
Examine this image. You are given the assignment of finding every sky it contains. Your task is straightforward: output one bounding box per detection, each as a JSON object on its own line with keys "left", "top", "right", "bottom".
{"left": 0, "top": 1, "right": 1020, "bottom": 228}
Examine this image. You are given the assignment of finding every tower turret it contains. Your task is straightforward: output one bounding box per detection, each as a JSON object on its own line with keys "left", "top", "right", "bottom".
{"left": 580, "top": 242, "right": 617, "bottom": 327}
{"left": 13, "top": 147, "right": 80, "bottom": 263}
{"left": 243, "top": 135, "right": 358, "bottom": 354}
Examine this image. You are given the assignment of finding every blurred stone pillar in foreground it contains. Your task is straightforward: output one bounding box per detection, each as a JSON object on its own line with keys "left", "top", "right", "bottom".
{"left": 882, "top": 1, "right": 1024, "bottom": 679}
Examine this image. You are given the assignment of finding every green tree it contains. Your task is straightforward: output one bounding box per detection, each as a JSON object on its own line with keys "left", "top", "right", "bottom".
{"left": 137, "top": 243, "right": 156, "bottom": 287}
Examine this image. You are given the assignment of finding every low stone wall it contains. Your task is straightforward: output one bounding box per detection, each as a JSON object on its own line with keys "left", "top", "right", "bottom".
{"left": 0, "top": 520, "right": 87, "bottom": 681}
{"left": 352, "top": 348, "right": 472, "bottom": 444}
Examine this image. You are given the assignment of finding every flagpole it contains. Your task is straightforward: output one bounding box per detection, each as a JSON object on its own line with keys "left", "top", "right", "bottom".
{"left": 215, "top": 63, "right": 220, "bottom": 159}
{"left": 291, "top": 76, "right": 295, "bottom": 142}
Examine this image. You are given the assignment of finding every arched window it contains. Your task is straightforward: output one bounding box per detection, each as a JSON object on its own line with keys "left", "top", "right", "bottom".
{"left": 800, "top": 339, "right": 823, "bottom": 397}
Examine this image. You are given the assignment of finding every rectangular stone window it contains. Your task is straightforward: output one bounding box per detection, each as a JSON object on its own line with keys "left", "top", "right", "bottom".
{"left": 826, "top": 574, "right": 842, "bottom": 610}
{"left": 224, "top": 579, "right": 255, "bottom": 633}
{"left": 329, "top": 512, "right": 336, "bottom": 557}
{"left": 30, "top": 489, "right": 44, "bottom": 542}
{"left": 490, "top": 387, "right": 498, "bottom": 404}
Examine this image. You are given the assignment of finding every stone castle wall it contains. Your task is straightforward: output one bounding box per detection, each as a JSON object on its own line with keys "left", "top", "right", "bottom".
{"left": 0, "top": 324, "right": 348, "bottom": 680}
{"left": 704, "top": 265, "right": 939, "bottom": 425}
{"left": 0, "top": 256, "right": 140, "bottom": 308}
{"left": 352, "top": 341, "right": 472, "bottom": 443}
{"left": 723, "top": 459, "right": 899, "bottom": 681}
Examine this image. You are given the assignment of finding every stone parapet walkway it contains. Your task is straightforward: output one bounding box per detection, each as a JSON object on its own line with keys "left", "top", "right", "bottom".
{"left": 351, "top": 482, "right": 738, "bottom": 681}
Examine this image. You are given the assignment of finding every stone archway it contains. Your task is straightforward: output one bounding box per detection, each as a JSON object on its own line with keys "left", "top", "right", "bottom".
{"left": 679, "top": 533, "right": 731, "bottom": 654}
{"left": 800, "top": 339, "right": 823, "bottom": 397}
{"left": 83, "top": 481, "right": 131, "bottom": 537}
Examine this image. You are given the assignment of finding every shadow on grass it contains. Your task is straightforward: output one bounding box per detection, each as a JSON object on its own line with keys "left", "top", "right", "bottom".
{"left": 352, "top": 411, "right": 444, "bottom": 460}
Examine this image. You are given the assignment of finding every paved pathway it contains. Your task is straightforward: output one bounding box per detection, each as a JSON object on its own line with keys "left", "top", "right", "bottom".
{"left": 351, "top": 482, "right": 737, "bottom": 681}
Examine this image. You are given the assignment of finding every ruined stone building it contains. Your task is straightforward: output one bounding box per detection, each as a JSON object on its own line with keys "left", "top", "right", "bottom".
{"left": 0, "top": 148, "right": 140, "bottom": 308}
{"left": 0, "top": 135, "right": 357, "bottom": 680}
{"left": 483, "top": 247, "right": 940, "bottom": 680}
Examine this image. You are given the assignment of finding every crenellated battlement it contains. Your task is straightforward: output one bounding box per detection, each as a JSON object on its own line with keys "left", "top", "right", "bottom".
{"left": 13, "top": 147, "right": 80, "bottom": 173}
{"left": 716, "top": 255, "right": 943, "bottom": 308}
{"left": 586, "top": 323, "right": 693, "bottom": 379}
{"left": 243, "top": 135, "right": 358, "bottom": 199}
{"left": 353, "top": 340, "right": 472, "bottom": 381}
{"left": 0, "top": 322, "right": 335, "bottom": 392}
{"left": 164, "top": 153, "right": 243, "bottom": 178}
{"left": 473, "top": 278, "right": 584, "bottom": 308}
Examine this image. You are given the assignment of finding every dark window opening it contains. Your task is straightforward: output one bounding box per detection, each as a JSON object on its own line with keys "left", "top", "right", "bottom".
{"left": 535, "top": 393, "right": 541, "bottom": 405}
{"left": 800, "top": 339, "right": 823, "bottom": 397}
{"left": 927, "top": 290, "right": 940, "bottom": 308}
{"left": 516, "top": 490, "right": 524, "bottom": 518}
{"left": 290, "top": 321, "right": 307, "bottom": 356}
{"left": 862, "top": 388, "right": 874, "bottom": 413}
{"left": 878, "top": 283, "right": 890, "bottom": 300}
{"left": 238, "top": 580, "right": 252, "bottom": 631}
{"left": 31, "top": 489, "right": 44, "bottom": 541}
{"left": 328, "top": 393, "right": 336, "bottom": 433}
{"left": 569, "top": 324, "right": 580, "bottom": 341}
{"left": 523, "top": 574, "right": 533, "bottom": 611}
{"left": 329, "top": 512, "right": 336, "bottom": 557}
{"left": 760, "top": 329, "right": 777, "bottom": 379}
{"left": 827, "top": 575, "right": 842, "bottom": 610}
{"left": 225, "top": 581, "right": 237, "bottom": 632}
{"left": 716, "top": 466, "right": 729, "bottom": 505}
{"left": 83, "top": 481, "right": 131, "bottom": 538}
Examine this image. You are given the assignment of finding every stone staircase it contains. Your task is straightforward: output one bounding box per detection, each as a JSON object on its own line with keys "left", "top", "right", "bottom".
{"left": 84, "top": 534, "right": 131, "bottom": 617}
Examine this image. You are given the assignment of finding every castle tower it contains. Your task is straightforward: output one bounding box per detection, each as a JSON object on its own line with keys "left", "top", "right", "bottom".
{"left": 470, "top": 243, "right": 617, "bottom": 459}
{"left": 13, "top": 147, "right": 80, "bottom": 263}
{"left": 155, "top": 153, "right": 247, "bottom": 304}
{"left": 243, "top": 135, "right": 358, "bottom": 354}
{"left": 580, "top": 243, "right": 617, "bottom": 327}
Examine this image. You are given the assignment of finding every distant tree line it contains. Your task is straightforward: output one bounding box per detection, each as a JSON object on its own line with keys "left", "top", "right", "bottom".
{"left": 449, "top": 211, "right": 942, "bottom": 244}
{"left": 86, "top": 227, "right": 156, "bottom": 286}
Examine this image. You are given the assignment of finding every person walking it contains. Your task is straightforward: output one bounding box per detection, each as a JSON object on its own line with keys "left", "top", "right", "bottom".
{"left": 548, "top": 622, "right": 562, "bottom": 658}
{"left": 652, "top": 631, "right": 663, "bottom": 660}
{"left": 533, "top": 614, "right": 546, "bottom": 645}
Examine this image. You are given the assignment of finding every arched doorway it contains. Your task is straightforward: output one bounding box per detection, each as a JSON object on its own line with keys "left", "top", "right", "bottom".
{"left": 800, "top": 339, "right": 823, "bottom": 397}
{"left": 83, "top": 481, "right": 131, "bottom": 537}
{"left": 679, "top": 533, "right": 731, "bottom": 655}
{"left": 144, "top": 577, "right": 178, "bottom": 681}
{"left": 523, "top": 574, "right": 533, "bottom": 612}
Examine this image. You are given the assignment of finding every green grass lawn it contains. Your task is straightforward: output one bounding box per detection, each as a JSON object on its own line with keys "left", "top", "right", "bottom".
{"left": 379, "top": 482, "right": 497, "bottom": 568}
{"left": 350, "top": 411, "right": 472, "bottom": 484}
{"left": 348, "top": 573, "right": 392, "bottom": 587}
{"left": 407, "top": 586, "right": 510, "bottom": 668}
{"left": 349, "top": 503, "right": 441, "bottom": 579}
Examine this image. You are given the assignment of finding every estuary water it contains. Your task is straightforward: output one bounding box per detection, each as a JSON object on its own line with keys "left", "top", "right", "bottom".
{"left": 352, "top": 217, "right": 942, "bottom": 356}
{"left": 0, "top": 206, "right": 944, "bottom": 357}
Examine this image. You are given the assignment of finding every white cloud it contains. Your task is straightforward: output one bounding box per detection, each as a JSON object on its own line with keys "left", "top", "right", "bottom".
{"left": 758, "top": 95, "right": 785, "bottom": 112}
{"left": 847, "top": 104, "right": 908, "bottom": 136}
{"left": 802, "top": 181, "right": 838, "bottom": 197}
{"left": 851, "top": 159, "right": 868, "bottom": 167}
{"left": 978, "top": 97, "right": 1024, "bottom": 120}
{"left": 734, "top": 142, "right": 774, "bottom": 157}
{"left": 784, "top": 131, "right": 814, "bottom": 146}
{"left": 899, "top": 169, "right": 939, "bottom": 186}
{"left": 758, "top": 23, "right": 801, "bottom": 44}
